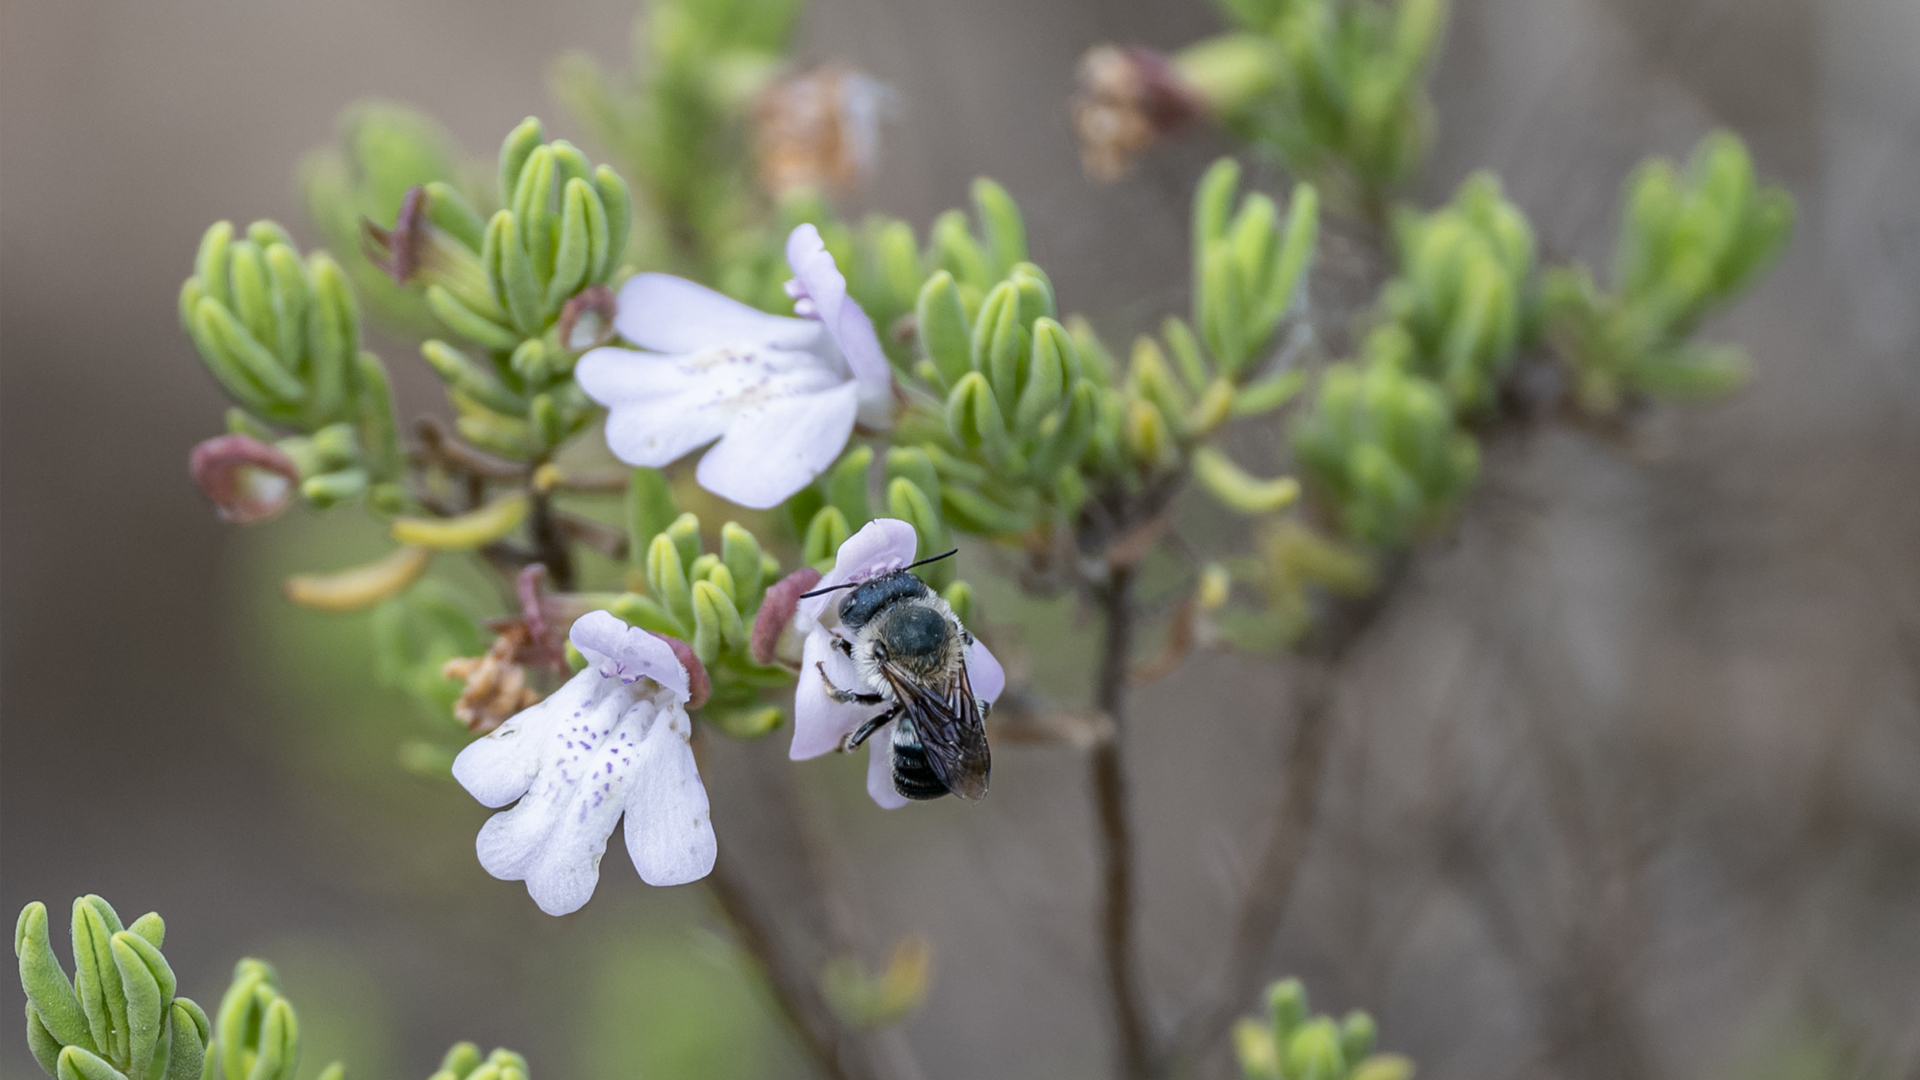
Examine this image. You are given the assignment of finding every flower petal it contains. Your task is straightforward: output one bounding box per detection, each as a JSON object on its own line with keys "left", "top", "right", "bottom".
{"left": 614, "top": 272, "right": 821, "bottom": 354}
{"left": 791, "top": 627, "right": 877, "bottom": 759}
{"left": 622, "top": 702, "right": 716, "bottom": 886}
{"left": 453, "top": 666, "right": 601, "bottom": 807}
{"left": 967, "top": 637, "right": 1006, "bottom": 705}
{"left": 796, "top": 517, "right": 921, "bottom": 627}
{"left": 865, "top": 725, "right": 909, "bottom": 810}
{"left": 695, "top": 380, "right": 860, "bottom": 509}
{"left": 570, "top": 611, "right": 690, "bottom": 701}
{"left": 785, "top": 225, "right": 891, "bottom": 408}
{"left": 472, "top": 681, "right": 650, "bottom": 915}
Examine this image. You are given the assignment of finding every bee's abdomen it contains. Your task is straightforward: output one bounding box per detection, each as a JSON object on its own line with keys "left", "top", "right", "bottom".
{"left": 891, "top": 716, "right": 950, "bottom": 801}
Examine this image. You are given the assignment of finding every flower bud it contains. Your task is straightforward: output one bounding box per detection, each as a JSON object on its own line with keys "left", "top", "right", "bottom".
{"left": 751, "top": 566, "right": 822, "bottom": 664}
{"left": 556, "top": 283, "right": 618, "bottom": 351}
{"left": 754, "top": 66, "right": 894, "bottom": 198}
{"left": 189, "top": 435, "right": 301, "bottom": 524}
{"left": 1072, "top": 45, "right": 1208, "bottom": 182}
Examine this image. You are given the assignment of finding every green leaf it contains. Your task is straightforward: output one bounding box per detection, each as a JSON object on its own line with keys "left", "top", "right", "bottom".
{"left": 826, "top": 444, "right": 873, "bottom": 526}
{"left": 627, "top": 469, "right": 678, "bottom": 574}
{"left": 56, "top": 1047, "right": 128, "bottom": 1080}
{"left": 647, "top": 533, "right": 694, "bottom": 626}
{"left": 971, "top": 178, "right": 1027, "bottom": 278}
{"left": 109, "top": 934, "right": 172, "bottom": 1079}
{"left": 71, "top": 899, "right": 127, "bottom": 1064}
{"left": 17, "top": 903, "right": 93, "bottom": 1051}
{"left": 804, "top": 506, "right": 852, "bottom": 567}
{"left": 916, "top": 271, "right": 973, "bottom": 388}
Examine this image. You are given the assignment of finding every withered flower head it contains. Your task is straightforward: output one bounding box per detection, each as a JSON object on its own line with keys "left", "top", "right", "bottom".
{"left": 557, "top": 284, "right": 618, "bottom": 351}
{"left": 754, "top": 66, "right": 894, "bottom": 198}
{"left": 444, "top": 626, "right": 545, "bottom": 734}
{"left": 1071, "top": 45, "right": 1206, "bottom": 182}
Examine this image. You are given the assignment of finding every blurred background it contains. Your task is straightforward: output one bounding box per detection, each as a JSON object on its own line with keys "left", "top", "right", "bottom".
{"left": 3, "top": 0, "right": 1918, "bottom": 1077}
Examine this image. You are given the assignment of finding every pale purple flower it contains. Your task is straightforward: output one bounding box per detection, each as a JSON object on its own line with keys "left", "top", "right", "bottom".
{"left": 787, "top": 519, "right": 1005, "bottom": 809}
{"left": 452, "top": 611, "right": 714, "bottom": 915}
{"left": 576, "top": 224, "right": 892, "bottom": 510}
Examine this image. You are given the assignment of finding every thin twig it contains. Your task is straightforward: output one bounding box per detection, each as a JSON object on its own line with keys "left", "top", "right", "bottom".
{"left": 705, "top": 846, "right": 880, "bottom": 1080}
{"left": 1164, "top": 564, "right": 1407, "bottom": 1075}
{"left": 1090, "top": 563, "right": 1155, "bottom": 1080}
{"left": 554, "top": 509, "right": 629, "bottom": 560}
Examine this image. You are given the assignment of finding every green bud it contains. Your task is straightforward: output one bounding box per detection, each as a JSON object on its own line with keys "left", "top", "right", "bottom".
{"left": 592, "top": 166, "right": 632, "bottom": 273}
{"left": 1233, "top": 1018, "right": 1284, "bottom": 1080}
{"left": 1266, "top": 978, "right": 1307, "bottom": 1042}
{"left": 692, "top": 580, "right": 746, "bottom": 662}
{"left": 302, "top": 469, "right": 368, "bottom": 509}
{"left": 227, "top": 240, "right": 278, "bottom": 352}
{"left": 804, "top": 506, "right": 852, "bottom": 567}
{"left": 439, "top": 1043, "right": 483, "bottom": 1080}
{"left": 939, "top": 580, "right": 975, "bottom": 626}
{"left": 484, "top": 211, "right": 544, "bottom": 336}
{"left": 971, "top": 281, "right": 1020, "bottom": 398}
{"left": 422, "top": 341, "right": 525, "bottom": 416}
{"left": 355, "top": 352, "right": 402, "bottom": 481}
{"left": 511, "top": 147, "right": 557, "bottom": 287}
{"left": 196, "top": 298, "right": 306, "bottom": 406}
{"left": 56, "top": 1046, "right": 127, "bottom": 1080}
{"left": 18, "top": 903, "right": 94, "bottom": 1055}
{"left": 195, "top": 221, "right": 235, "bottom": 310}
{"left": 423, "top": 181, "right": 487, "bottom": 252}
{"left": 887, "top": 478, "right": 950, "bottom": 575}
{"left": 609, "top": 593, "right": 684, "bottom": 638}
{"left": 939, "top": 484, "right": 1029, "bottom": 535}
{"left": 1284, "top": 1018, "right": 1345, "bottom": 1080}
{"left": 1129, "top": 338, "right": 1193, "bottom": 435}
{"left": 664, "top": 512, "right": 701, "bottom": 570}
{"left": 719, "top": 523, "right": 766, "bottom": 606}
{"left": 163, "top": 1000, "right": 208, "bottom": 1080}
{"left": 946, "top": 373, "right": 1011, "bottom": 466}
{"left": 1160, "top": 317, "right": 1210, "bottom": 394}
{"left": 546, "top": 178, "right": 598, "bottom": 309}
{"left": 306, "top": 254, "right": 359, "bottom": 424}
{"left": 1340, "top": 1011, "right": 1377, "bottom": 1064}
{"left": 71, "top": 899, "right": 127, "bottom": 1063}
{"left": 108, "top": 934, "right": 172, "bottom": 1079}
{"left": 916, "top": 272, "right": 973, "bottom": 388}
{"left": 528, "top": 393, "right": 564, "bottom": 452}
{"left": 261, "top": 242, "right": 310, "bottom": 376}
{"left": 647, "top": 533, "right": 694, "bottom": 625}
{"left": 426, "top": 287, "right": 521, "bottom": 351}
{"left": 1015, "top": 318, "right": 1070, "bottom": 432}
{"left": 928, "top": 209, "right": 990, "bottom": 289}
{"left": 883, "top": 448, "right": 942, "bottom": 506}
{"left": 827, "top": 445, "right": 873, "bottom": 526}
{"left": 971, "top": 178, "right": 1027, "bottom": 278}
{"left": 27, "top": 1001, "right": 64, "bottom": 1077}
{"left": 498, "top": 118, "right": 544, "bottom": 209}
{"left": 1010, "top": 265, "right": 1055, "bottom": 330}
{"left": 1027, "top": 379, "right": 1098, "bottom": 478}
{"left": 1232, "top": 369, "right": 1306, "bottom": 416}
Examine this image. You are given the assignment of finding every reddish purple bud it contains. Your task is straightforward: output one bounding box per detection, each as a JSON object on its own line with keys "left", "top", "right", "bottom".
{"left": 360, "top": 185, "right": 429, "bottom": 285}
{"left": 648, "top": 632, "right": 711, "bottom": 709}
{"left": 189, "top": 434, "right": 300, "bottom": 524}
{"left": 508, "top": 563, "right": 569, "bottom": 673}
{"left": 752, "top": 566, "right": 823, "bottom": 665}
{"left": 557, "top": 284, "right": 618, "bottom": 351}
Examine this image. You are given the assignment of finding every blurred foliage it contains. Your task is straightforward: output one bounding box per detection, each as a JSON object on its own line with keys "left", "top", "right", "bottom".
{"left": 1233, "top": 978, "right": 1414, "bottom": 1080}
{"left": 1544, "top": 132, "right": 1794, "bottom": 414}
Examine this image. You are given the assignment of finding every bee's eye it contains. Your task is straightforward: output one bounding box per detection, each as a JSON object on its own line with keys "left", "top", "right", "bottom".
{"left": 872, "top": 642, "right": 888, "bottom": 660}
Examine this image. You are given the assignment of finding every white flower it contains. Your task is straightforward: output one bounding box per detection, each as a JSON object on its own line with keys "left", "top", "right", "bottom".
{"left": 452, "top": 611, "right": 715, "bottom": 915}
{"left": 576, "top": 224, "right": 893, "bottom": 510}
{"left": 787, "top": 519, "right": 1006, "bottom": 809}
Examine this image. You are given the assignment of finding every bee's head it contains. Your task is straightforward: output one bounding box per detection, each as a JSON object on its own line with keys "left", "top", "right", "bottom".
{"left": 836, "top": 569, "right": 933, "bottom": 631}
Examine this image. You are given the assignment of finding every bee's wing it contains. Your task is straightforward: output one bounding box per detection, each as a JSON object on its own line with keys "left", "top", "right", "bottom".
{"left": 880, "top": 661, "right": 991, "bottom": 801}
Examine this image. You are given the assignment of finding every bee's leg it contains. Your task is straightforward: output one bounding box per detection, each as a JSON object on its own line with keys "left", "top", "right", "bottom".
{"left": 816, "top": 662, "right": 885, "bottom": 706}
{"left": 844, "top": 704, "right": 902, "bottom": 752}
{"left": 829, "top": 630, "right": 855, "bottom": 658}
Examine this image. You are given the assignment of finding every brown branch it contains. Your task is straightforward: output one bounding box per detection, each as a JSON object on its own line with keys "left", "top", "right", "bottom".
{"left": 554, "top": 510, "right": 629, "bottom": 561}
{"left": 1090, "top": 563, "right": 1155, "bottom": 1080}
{"left": 412, "top": 416, "right": 523, "bottom": 480}
{"left": 1163, "top": 564, "right": 1408, "bottom": 1075}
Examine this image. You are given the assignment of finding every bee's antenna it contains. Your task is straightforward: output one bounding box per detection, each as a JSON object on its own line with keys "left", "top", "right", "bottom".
{"left": 906, "top": 548, "right": 959, "bottom": 571}
{"left": 798, "top": 550, "right": 960, "bottom": 599}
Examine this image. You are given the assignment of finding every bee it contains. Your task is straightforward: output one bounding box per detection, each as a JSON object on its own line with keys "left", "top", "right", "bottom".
{"left": 805, "top": 551, "right": 991, "bottom": 801}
